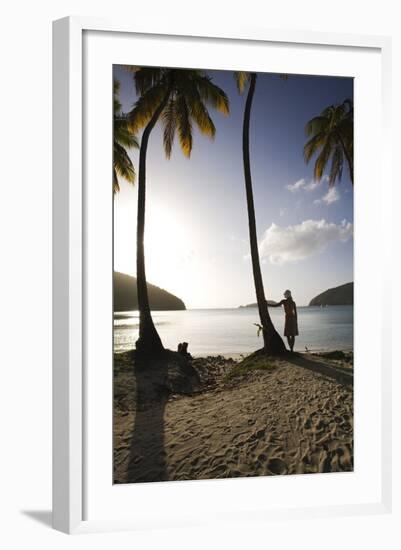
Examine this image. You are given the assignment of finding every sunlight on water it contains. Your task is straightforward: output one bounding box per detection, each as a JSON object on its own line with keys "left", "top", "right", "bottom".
{"left": 114, "top": 306, "right": 353, "bottom": 356}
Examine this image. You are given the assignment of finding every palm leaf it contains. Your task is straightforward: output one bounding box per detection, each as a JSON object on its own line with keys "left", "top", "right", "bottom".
{"left": 305, "top": 116, "right": 328, "bottom": 137}
{"left": 196, "top": 76, "right": 230, "bottom": 115}
{"left": 304, "top": 132, "right": 326, "bottom": 163}
{"left": 235, "top": 71, "right": 250, "bottom": 93}
{"left": 161, "top": 98, "right": 177, "bottom": 159}
{"left": 113, "top": 78, "right": 138, "bottom": 193}
{"left": 113, "top": 142, "right": 136, "bottom": 183}
{"left": 114, "top": 117, "right": 139, "bottom": 148}
{"left": 190, "top": 100, "right": 216, "bottom": 138}
{"left": 175, "top": 94, "right": 192, "bottom": 157}
{"left": 329, "top": 145, "right": 344, "bottom": 185}
{"left": 304, "top": 99, "right": 353, "bottom": 186}
{"left": 130, "top": 67, "right": 164, "bottom": 95}
{"left": 113, "top": 168, "right": 120, "bottom": 194}
{"left": 313, "top": 138, "right": 332, "bottom": 181}
{"left": 127, "top": 84, "right": 167, "bottom": 133}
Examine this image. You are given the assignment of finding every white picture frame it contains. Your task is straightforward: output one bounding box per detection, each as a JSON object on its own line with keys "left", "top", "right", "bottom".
{"left": 52, "top": 16, "right": 392, "bottom": 534}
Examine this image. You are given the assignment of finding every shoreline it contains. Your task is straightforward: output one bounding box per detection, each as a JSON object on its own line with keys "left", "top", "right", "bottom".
{"left": 113, "top": 307, "right": 354, "bottom": 357}
{"left": 114, "top": 349, "right": 353, "bottom": 483}
{"left": 113, "top": 348, "right": 354, "bottom": 360}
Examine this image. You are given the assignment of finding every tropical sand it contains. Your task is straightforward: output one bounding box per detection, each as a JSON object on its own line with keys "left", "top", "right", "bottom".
{"left": 113, "top": 350, "right": 353, "bottom": 483}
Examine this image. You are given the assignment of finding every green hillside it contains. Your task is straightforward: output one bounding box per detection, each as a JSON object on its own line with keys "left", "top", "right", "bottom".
{"left": 114, "top": 271, "right": 186, "bottom": 311}
{"left": 309, "top": 282, "right": 353, "bottom": 306}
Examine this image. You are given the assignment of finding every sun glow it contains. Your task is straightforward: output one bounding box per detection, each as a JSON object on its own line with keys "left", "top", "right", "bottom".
{"left": 114, "top": 194, "right": 200, "bottom": 306}
{"left": 144, "top": 204, "right": 194, "bottom": 301}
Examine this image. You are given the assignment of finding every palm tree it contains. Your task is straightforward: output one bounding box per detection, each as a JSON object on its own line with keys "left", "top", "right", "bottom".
{"left": 235, "top": 72, "right": 286, "bottom": 355}
{"left": 113, "top": 80, "right": 138, "bottom": 193}
{"left": 304, "top": 99, "right": 353, "bottom": 185}
{"left": 127, "top": 68, "right": 229, "bottom": 357}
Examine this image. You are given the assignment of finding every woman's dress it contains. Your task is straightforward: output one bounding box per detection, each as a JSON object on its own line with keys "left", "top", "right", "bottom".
{"left": 283, "top": 299, "right": 298, "bottom": 336}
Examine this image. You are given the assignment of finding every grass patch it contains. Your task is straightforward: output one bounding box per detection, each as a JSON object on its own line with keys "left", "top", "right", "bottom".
{"left": 224, "top": 355, "right": 278, "bottom": 382}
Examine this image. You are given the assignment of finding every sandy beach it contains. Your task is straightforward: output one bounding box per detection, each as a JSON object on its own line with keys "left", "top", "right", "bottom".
{"left": 113, "top": 349, "right": 353, "bottom": 483}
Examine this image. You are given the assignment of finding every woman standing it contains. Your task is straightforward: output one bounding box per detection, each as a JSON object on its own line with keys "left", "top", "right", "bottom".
{"left": 271, "top": 290, "right": 298, "bottom": 352}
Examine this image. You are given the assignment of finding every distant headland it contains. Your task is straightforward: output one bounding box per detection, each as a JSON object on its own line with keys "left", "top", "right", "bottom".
{"left": 309, "top": 282, "right": 353, "bottom": 306}
{"left": 114, "top": 271, "right": 186, "bottom": 311}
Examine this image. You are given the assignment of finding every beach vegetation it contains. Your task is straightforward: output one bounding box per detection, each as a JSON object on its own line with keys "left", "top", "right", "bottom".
{"left": 113, "top": 79, "right": 138, "bottom": 193}
{"left": 304, "top": 99, "right": 353, "bottom": 185}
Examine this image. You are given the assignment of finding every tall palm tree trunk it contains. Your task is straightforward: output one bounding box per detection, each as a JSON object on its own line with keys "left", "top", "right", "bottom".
{"left": 242, "top": 73, "right": 286, "bottom": 355}
{"left": 136, "top": 92, "right": 171, "bottom": 357}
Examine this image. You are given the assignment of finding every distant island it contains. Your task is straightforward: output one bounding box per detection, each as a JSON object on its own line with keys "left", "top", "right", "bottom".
{"left": 239, "top": 300, "right": 278, "bottom": 308}
{"left": 114, "top": 271, "right": 186, "bottom": 311}
{"left": 309, "top": 282, "right": 353, "bottom": 306}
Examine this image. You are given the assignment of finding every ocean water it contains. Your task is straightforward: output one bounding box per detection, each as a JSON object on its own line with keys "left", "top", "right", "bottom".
{"left": 114, "top": 305, "right": 353, "bottom": 357}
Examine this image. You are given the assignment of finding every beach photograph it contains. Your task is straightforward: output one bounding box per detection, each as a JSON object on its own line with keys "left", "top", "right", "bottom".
{"left": 112, "top": 65, "right": 354, "bottom": 484}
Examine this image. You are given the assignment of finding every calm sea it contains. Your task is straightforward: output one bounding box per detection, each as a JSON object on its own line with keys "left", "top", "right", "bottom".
{"left": 114, "top": 305, "right": 353, "bottom": 357}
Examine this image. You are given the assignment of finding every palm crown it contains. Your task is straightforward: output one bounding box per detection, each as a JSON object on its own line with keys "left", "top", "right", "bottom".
{"left": 113, "top": 80, "right": 138, "bottom": 193}
{"left": 127, "top": 68, "right": 229, "bottom": 158}
{"left": 304, "top": 99, "right": 353, "bottom": 185}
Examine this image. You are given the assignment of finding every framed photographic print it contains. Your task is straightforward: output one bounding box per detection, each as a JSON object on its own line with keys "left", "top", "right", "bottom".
{"left": 52, "top": 17, "right": 392, "bottom": 533}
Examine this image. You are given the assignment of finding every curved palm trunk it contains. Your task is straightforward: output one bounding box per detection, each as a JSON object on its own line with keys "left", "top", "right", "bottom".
{"left": 135, "top": 92, "right": 171, "bottom": 357}
{"left": 242, "top": 73, "right": 286, "bottom": 355}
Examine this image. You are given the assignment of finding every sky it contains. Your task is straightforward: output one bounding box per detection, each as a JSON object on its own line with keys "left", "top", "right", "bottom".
{"left": 113, "top": 65, "right": 353, "bottom": 308}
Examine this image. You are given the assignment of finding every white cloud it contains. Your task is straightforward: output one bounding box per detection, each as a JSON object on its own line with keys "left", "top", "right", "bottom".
{"left": 259, "top": 219, "right": 353, "bottom": 265}
{"left": 304, "top": 179, "right": 321, "bottom": 191}
{"left": 286, "top": 175, "right": 328, "bottom": 193}
{"left": 286, "top": 178, "right": 307, "bottom": 192}
{"left": 321, "top": 187, "right": 340, "bottom": 204}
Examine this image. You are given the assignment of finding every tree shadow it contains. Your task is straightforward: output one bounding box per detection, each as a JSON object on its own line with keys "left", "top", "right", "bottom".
{"left": 125, "top": 355, "right": 170, "bottom": 483}
{"left": 21, "top": 510, "right": 52, "bottom": 528}
{"left": 121, "top": 351, "right": 200, "bottom": 484}
{"left": 285, "top": 353, "right": 353, "bottom": 387}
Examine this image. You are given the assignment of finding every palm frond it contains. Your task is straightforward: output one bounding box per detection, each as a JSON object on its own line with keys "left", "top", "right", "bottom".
{"left": 161, "top": 98, "right": 177, "bottom": 159}
{"left": 303, "top": 132, "right": 326, "bottom": 163}
{"left": 303, "top": 98, "right": 353, "bottom": 186}
{"left": 234, "top": 71, "right": 250, "bottom": 93}
{"left": 113, "top": 78, "right": 138, "bottom": 192}
{"left": 196, "top": 76, "right": 230, "bottom": 115}
{"left": 113, "top": 79, "right": 122, "bottom": 114}
{"left": 114, "top": 117, "right": 139, "bottom": 149}
{"left": 113, "top": 142, "right": 136, "bottom": 183}
{"left": 113, "top": 168, "right": 120, "bottom": 194}
{"left": 189, "top": 99, "right": 215, "bottom": 138}
{"left": 313, "top": 139, "right": 332, "bottom": 181}
{"left": 329, "top": 145, "right": 344, "bottom": 185}
{"left": 133, "top": 67, "right": 164, "bottom": 95}
{"left": 305, "top": 116, "right": 328, "bottom": 137}
{"left": 127, "top": 84, "right": 167, "bottom": 133}
{"left": 175, "top": 94, "right": 192, "bottom": 157}
{"left": 124, "top": 66, "right": 230, "bottom": 160}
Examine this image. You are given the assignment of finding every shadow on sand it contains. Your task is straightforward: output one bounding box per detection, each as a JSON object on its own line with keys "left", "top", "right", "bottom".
{"left": 124, "top": 351, "right": 200, "bottom": 484}
{"left": 286, "top": 353, "right": 353, "bottom": 387}
{"left": 125, "top": 355, "right": 169, "bottom": 483}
